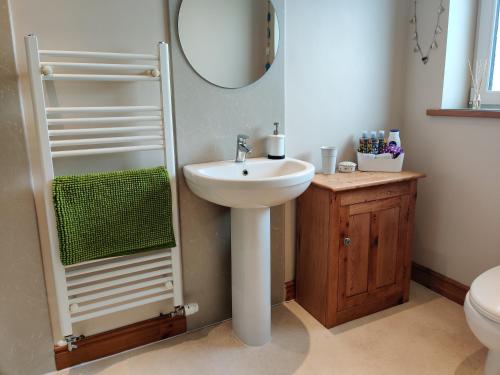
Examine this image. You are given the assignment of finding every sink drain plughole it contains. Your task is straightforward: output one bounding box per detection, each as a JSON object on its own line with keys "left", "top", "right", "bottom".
{"left": 242, "top": 169, "right": 249, "bottom": 176}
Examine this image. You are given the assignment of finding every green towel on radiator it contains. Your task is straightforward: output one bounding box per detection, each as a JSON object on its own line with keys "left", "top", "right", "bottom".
{"left": 53, "top": 166, "right": 176, "bottom": 266}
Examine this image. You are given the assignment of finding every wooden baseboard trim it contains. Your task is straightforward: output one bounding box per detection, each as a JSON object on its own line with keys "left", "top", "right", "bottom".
{"left": 284, "top": 280, "right": 296, "bottom": 301}
{"left": 287, "top": 262, "right": 469, "bottom": 307}
{"left": 54, "top": 314, "right": 187, "bottom": 370}
{"left": 411, "top": 262, "right": 469, "bottom": 305}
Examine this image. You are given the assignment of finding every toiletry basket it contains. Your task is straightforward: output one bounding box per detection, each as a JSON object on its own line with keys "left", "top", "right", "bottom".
{"left": 357, "top": 152, "right": 405, "bottom": 173}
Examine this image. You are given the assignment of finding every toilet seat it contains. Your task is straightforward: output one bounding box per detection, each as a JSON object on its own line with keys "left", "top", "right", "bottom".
{"left": 469, "top": 266, "right": 500, "bottom": 324}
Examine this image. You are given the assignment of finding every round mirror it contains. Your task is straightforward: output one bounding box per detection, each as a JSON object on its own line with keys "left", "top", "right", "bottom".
{"left": 178, "top": 0, "right": 280, "bottom": 89}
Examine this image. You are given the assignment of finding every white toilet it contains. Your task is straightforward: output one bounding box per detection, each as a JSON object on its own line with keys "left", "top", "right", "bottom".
{"left": 464, "top": 266, "right": 500, "bottom": 375}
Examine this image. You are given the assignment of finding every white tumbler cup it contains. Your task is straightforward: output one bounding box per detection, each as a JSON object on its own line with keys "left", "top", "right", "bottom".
{"left": 321, "top": 146, "right": 338, "bottom": 174}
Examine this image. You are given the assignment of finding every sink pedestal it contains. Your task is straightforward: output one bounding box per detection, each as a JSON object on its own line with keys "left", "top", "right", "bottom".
{"left": 183, "top": 157, "right": 315, "bottom": 346}
{"left": 231, "top": 207, "right": 271, "bottom": 346}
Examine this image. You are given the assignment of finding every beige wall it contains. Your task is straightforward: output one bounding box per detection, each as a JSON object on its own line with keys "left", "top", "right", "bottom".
{"left": 284, "top": 0, "right": 410, "bottom": 281}
{"left": 0, "top": 1, "right": 54, "bottom": 374}
{"left": 10, "top": 0, "right": 177, "bottom": 341}
{"left": 9, "top": 0, "right": 285, "bottom": 344}
{"left": 168, "top": 0, "right": 286, "bottom": 329}
{"left": 284, "top": 0, "right": 498, "bottom": 288}
{"left": 7, "top": 1, "right": 487, "bottom": 373}
{"left": 402, "top": 0, "right": 500, "bottom": 285}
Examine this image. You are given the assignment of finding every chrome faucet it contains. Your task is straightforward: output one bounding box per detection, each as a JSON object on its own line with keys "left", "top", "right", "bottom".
{"left": 235, "top": 134, "right": 253, "bottom": 163}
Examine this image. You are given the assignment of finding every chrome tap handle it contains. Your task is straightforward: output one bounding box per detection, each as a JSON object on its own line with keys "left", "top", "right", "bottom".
{"left": 237, "top": 134, "right": 249, "bottom": 144}
{"left": 235, "top": 134, "right": 252, "bottom": 162}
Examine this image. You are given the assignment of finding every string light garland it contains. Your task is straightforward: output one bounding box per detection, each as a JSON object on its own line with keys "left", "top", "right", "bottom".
{"left": 411, "top": 0, "right": 446, "bottom": 65}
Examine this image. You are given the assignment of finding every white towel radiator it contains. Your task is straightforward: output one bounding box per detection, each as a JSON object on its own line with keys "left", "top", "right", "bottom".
{"left": 24, "top": 35, "right": 185, "bottom": 347}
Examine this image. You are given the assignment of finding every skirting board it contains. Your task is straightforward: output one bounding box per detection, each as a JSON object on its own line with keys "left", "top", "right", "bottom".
{"left": 411, "top": 262, "right": 469, "bottom": 305}
{"left": 54, "top": 314, "right": 186, "bottom": 370}
{"left": 284, "top": 262, "right": 470, "bottom": 306}
{"left": 284, "top": 280, "right": 296, "bottom": 301}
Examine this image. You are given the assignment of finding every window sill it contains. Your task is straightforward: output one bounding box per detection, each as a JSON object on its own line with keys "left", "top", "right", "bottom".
{"left": 427, "top": 109, "right": 500, "bottom": 119}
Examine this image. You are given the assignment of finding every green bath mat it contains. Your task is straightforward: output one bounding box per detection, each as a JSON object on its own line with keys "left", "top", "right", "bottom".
{"left": 53, "top": 167, "right": 176, "bottom": 266}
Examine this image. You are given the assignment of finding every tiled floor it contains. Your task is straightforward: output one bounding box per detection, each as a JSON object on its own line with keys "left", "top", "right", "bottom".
{"left": 56, "top": 283, "right": 485, "bottom": 375}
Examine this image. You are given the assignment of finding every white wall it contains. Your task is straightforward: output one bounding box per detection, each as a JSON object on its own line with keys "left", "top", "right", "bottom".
{"left": 285, "top": 0, "right": 409, "bottom": 169}
{"left": 284, "top": 0, "right": 409, "bottom": 281}
{"left": 403, "top": 0, "right": 500, "bottom": 285}
{"left": 284, "top": 0, "right": 499, "bottom": 287}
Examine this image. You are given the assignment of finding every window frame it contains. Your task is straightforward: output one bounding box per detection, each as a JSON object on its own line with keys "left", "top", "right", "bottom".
{"left": 474, "top": 0, "right": 500, "bottom": 105}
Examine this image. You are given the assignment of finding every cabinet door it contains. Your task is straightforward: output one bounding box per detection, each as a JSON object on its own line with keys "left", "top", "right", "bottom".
{"left": 370, "top": 206, "right": 401, "bottom": 290}
{"left": 339, "top": 211, "right": 371, "bottom": 302}
{"left": 338, "top": 197, "right": 409, "bottom": 311}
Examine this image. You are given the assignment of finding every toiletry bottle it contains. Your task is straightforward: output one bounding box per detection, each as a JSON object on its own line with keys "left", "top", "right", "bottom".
{"left": 364, "top": 131, "right": 370, "bottom": 153}
{"left": 387, "top": 129, "right": 401, "bottom": 147}
{"left": 359, "top": 131, "right": 368, "bottom": 153}
{"left": 267, "top": 122, "right": 285, "bottom": 159}
{"left": 370, "top": 131, "right": 379, "bottom": 155}
{"left": 378, "top": 130, "right": 386, "bottom": 153}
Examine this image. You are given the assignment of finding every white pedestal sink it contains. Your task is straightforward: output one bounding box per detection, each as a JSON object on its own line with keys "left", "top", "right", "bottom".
{"left": 183, "top": 157, "right": 314, "bottom": 346}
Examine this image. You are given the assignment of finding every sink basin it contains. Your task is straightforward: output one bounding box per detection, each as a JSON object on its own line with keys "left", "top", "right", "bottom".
{"left": 183, "top": 157, "right": 314, "bottom": 208}
{"left": 183, "top": 156, "right": 314, "bottom": 346}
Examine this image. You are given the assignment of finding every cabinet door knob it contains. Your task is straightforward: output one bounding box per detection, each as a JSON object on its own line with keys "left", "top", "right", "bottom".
{"left": 344, "top": 237, "right": 351, "bottom": 247}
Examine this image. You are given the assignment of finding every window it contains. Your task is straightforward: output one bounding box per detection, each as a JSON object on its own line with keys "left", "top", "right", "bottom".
{"left": 475, "top": 0, "right": 500, "bottom": 104}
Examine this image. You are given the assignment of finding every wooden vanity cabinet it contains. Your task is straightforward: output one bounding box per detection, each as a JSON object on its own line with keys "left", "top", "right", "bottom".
{"left": 295, "top": 172, "right": 424, "bottom": 328}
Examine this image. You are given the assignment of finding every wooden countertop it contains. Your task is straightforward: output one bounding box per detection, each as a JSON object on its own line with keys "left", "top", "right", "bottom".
{"left": 312, "top": 171, "right": 425, "bottom": 192}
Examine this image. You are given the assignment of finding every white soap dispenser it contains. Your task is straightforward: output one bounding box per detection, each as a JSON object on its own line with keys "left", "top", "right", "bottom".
{"left": 267, "top": 122, "right": 285, "bottom": 159}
